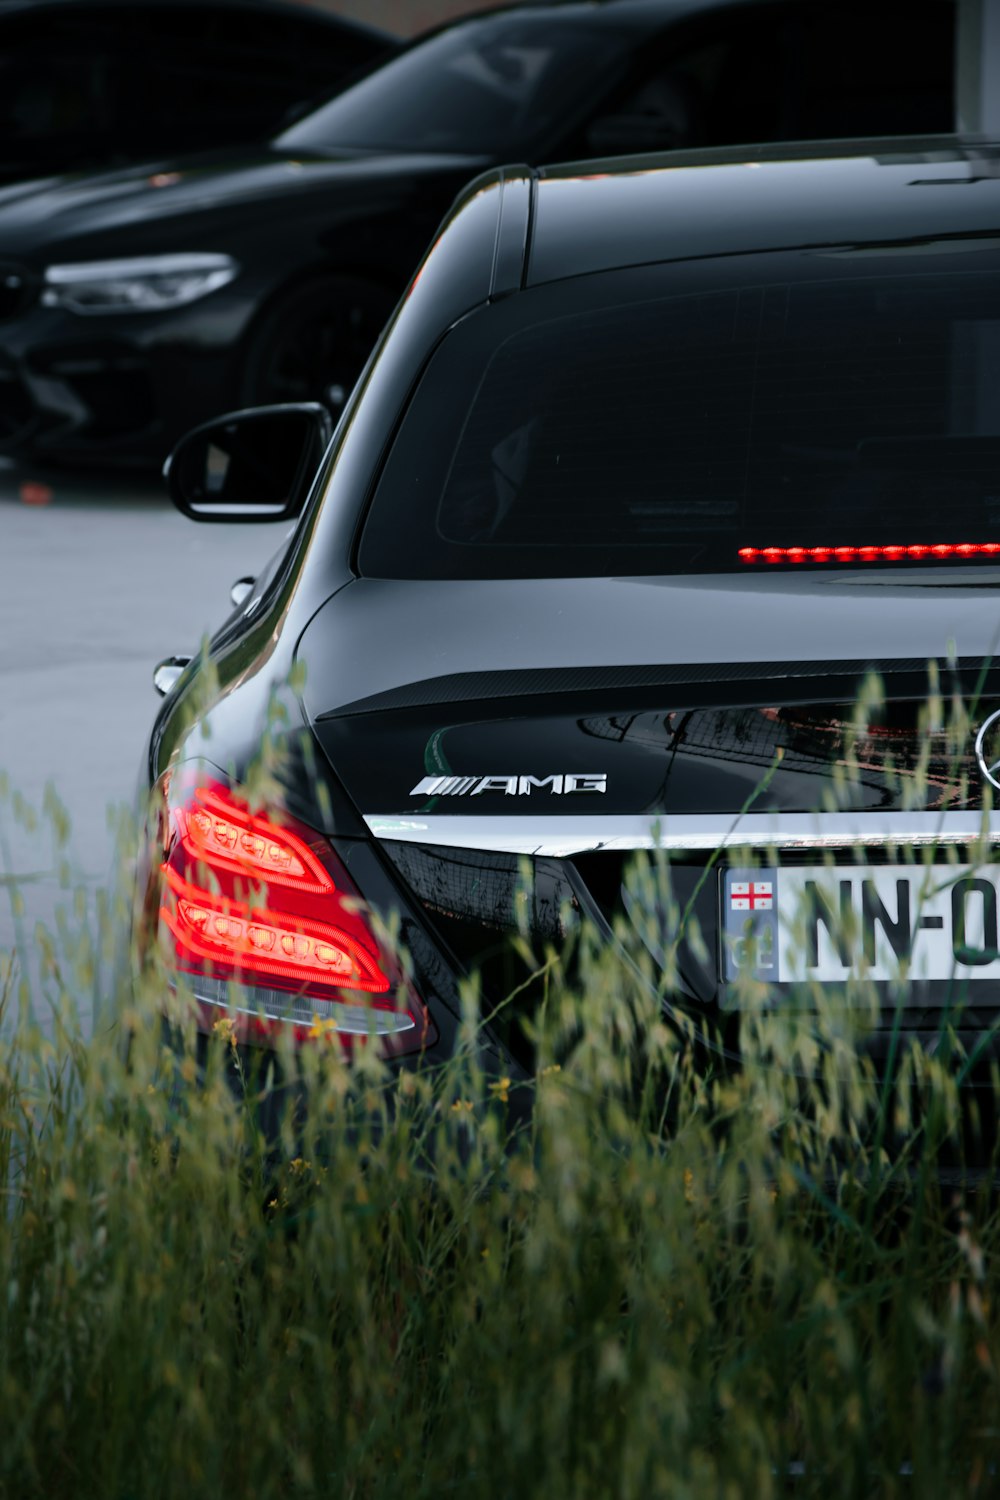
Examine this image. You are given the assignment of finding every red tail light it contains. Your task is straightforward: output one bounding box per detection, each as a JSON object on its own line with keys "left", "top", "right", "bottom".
{"left": 176, "top": 786, "right": 334, "bottom": 894}
{"left": 158, "top": 776, "right": 429, "bottom": 1054}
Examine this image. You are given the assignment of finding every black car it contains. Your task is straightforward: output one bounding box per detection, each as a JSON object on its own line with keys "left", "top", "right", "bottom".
{"left": 0, "top": 0, "right": 394, "bottom": 186}
{"left": 131, "top": 137, "right": 1000, "bottom": 1130}
{"left": 0, "top": 0, "right": 955, "bottom": 469}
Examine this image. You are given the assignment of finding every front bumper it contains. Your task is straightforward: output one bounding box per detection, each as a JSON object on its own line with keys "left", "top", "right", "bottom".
{"left": 0, "top": 291, "right": 251, "bottom": 469}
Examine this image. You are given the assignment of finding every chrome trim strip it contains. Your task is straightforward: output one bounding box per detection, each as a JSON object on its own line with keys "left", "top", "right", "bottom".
{"left": 181, "top": 976, "right": 415, "bottom": 1034}
{"left": 364, "top": 811, "right": 1000, "bottom": 858}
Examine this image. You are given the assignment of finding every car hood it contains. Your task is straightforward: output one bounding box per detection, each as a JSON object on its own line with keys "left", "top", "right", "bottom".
{"left": 0, "top": 146, "right": 493, "bottom": 258}
{"left": 298, "top": 572, "right": 1000, "bottom": 826}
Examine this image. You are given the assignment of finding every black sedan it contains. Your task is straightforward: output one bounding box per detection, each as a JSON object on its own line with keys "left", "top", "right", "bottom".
{"left": 0, "top": 0, "right": 954, "bottom": 469}
{"left": 131, "top": 137, "right": 1000, "bottom": 1147}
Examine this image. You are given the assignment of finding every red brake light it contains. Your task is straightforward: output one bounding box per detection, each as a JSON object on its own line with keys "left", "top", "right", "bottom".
{"left": 161, "top": 867, "right": 389, "bottom": 993}
{"left": 177, "top": 786, "right": 334, "bottom": 893}
{"left": 157, "top": 775, "right": 429, "bottom": 1054}
{"left": 738, "top": 542, "right": 1000, "bottom": 565}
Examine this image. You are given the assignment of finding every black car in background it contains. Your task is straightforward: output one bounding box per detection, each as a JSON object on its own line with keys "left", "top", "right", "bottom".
{"left": 0, "top": 0, "right": 955, "bottom": 469}
{"left": 0, "top": 0, "right": 394, "bottom": 185}
{"left": 136, "top": 138, "right": 1000, "bottom": 1132}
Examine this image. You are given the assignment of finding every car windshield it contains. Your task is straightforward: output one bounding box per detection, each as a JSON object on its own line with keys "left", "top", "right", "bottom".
{"left": 277, "top": 14, "right": 628, "bottom": 157}
{"left": 359, "top": 247, "right": 1000, "bottom": 579}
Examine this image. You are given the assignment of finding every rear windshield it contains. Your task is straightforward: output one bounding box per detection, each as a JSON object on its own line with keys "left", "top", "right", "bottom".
{"left": 358, "top": 248, "right": 1000, "bottom": 579}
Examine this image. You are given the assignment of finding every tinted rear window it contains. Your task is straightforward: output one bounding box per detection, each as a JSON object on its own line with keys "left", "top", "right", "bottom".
{"left": 358, "top": 248, "right": 1000, "bottom": 579}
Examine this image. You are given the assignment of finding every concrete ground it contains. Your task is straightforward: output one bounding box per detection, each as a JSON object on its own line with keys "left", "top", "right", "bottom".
{"left": 0, "top": 460, "right": 288, "bottom": 1034}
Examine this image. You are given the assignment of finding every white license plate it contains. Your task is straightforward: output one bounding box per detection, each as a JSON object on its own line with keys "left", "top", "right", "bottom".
{"left": 721, "top": 864, "right": 1000, "bottom": 988}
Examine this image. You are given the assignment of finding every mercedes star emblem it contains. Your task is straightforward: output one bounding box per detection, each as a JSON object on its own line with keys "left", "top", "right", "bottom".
{"left": 975, "top": 708, "right": 1000, "bottom": 791}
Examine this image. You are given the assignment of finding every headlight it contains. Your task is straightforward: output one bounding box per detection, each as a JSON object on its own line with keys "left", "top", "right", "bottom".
{"left": 41, "top": 253, "right": 238, "bottom": 314}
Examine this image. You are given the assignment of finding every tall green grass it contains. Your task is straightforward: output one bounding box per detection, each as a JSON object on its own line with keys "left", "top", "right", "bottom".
{"left": 1, "top": 656, "right": 999, "bottom": 1499}
{"left": 0, "top": 850, "right": 997, "bottom": 1500}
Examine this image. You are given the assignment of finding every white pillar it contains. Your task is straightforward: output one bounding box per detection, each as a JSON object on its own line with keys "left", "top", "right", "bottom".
{"left": 956, "top": 0, "right": 1000, "bottom": 134}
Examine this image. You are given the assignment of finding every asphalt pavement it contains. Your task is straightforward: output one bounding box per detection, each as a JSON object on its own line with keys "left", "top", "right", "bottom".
{"left": 0, "top": 459, "right": 288, "bottom": 1034}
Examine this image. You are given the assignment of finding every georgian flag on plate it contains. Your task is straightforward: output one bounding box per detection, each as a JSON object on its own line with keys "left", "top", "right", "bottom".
{"left": 730, "top": 880, "right": 773, "bottom": 912}
{"left": 722, "top": 868, "right": 780, "bottom": 985}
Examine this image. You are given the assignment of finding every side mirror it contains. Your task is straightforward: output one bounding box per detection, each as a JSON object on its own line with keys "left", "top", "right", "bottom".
{"left": 163, "top": 403, "right": 333, "bottom": 523}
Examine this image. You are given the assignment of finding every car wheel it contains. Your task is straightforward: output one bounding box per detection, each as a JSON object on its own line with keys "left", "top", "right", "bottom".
{"left": 241, "top": 274, "right": 397, "bottom": 417}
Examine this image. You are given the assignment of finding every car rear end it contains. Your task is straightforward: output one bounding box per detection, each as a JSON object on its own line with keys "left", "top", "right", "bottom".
{"left": 294, "top": 183, "right": 1000, "bottom": 1159}
{"left": 144, "top": 146, "right": 1000, "bottom": 1173}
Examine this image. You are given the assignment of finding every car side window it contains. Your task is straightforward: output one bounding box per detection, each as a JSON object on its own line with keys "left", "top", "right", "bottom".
{"left": 0, "top": 1, "right": 386, "bottom": 183}
{"left": 773, "top": 2, "right": 954, "bottom": 138}
{"left": 112, "top": 5, "right": 331, "bottom": 152}
{"left": 553, "top": 1, "right": 954, "bottom": 159}
{"left": 0, "top": 4, "right": 294, "bottom": 178}
{"left": 0, "top": 12, "right": 121, "bottom": 179}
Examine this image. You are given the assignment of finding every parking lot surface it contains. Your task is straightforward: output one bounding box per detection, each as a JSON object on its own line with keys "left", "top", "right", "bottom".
{"left": 0, "top": 462, "right": 287, "bottom": 1032}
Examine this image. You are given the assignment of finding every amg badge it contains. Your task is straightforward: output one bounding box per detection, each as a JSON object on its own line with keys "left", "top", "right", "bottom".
{"left": 410, "top": 773, "right": 608, "bottom": 797}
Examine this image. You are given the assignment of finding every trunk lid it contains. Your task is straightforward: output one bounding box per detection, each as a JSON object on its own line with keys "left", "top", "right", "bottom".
{"left": 298, "top": 575, "right": 1000, "bottom": 825}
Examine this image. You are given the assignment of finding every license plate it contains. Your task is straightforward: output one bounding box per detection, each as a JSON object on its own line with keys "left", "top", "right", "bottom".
{"left": 721, "top": 864, "right": 1000, "bottom": 989}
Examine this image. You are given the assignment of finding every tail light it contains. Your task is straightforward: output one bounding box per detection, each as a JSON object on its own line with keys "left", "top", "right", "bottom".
{"left": 157, "top": 773, "right": 430, "bottom": 1055}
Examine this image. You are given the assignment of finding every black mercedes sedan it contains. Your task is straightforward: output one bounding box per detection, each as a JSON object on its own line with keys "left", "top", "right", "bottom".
{"left": 0, "top": 0, "right": 954, "bottom": 469}
{"left": 130, "top": 138, "right": 1000, "bottom": 1116}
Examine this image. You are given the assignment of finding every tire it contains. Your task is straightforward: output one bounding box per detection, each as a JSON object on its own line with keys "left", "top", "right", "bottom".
{"left": 240, "top": 273, "right": 398, "bottom": 417}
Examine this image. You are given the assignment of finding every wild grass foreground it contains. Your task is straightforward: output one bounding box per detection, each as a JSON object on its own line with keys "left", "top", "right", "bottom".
{"left": 0, "top": 883, "right": 998, "bottom": 1500}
